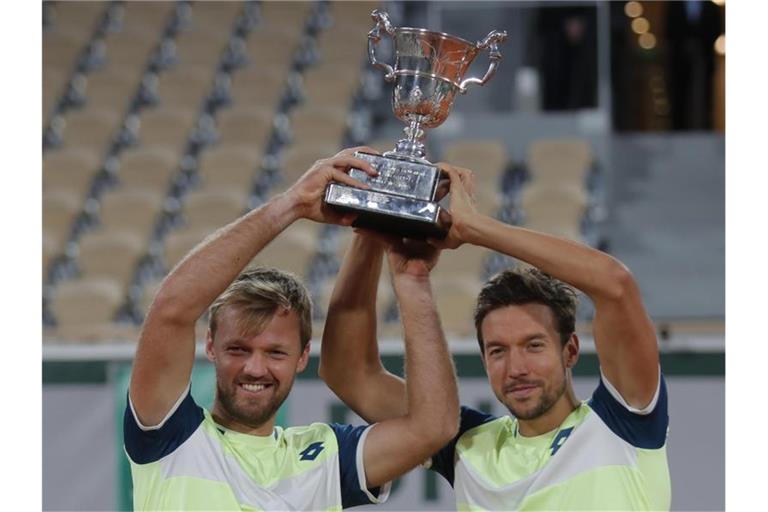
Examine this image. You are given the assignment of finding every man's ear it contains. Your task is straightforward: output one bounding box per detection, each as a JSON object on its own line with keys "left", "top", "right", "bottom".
{"left": 563, "top": 333, "right": 580, "bottom": 368}
{"left": 205, "top": 329, "right": 216, "bottom": 362}
{"left": 296, "top": 341, "right": 311, "bottom": 373}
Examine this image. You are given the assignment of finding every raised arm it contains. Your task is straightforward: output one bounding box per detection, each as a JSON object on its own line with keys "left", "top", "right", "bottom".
{"left": 318, "top": 234, "right": 408, "bottom": 423}
{"left": 356, "top": 236, "right": 459, "bottom": 487}
{"left": 435, "top": 164, "right": 659, "bottom": 409}
{"left": 129, "top": 149, "right": 378, "bottom": 427}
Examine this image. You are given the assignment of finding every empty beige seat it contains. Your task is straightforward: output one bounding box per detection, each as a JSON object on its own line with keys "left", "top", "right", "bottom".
{"left": 315, "top": 26, "right": 369, "bottom": 65}
{"left": 521, "top": 182, "right": 589, "bottom": 209}
{"left": 520, "top": 186, "right": 587, "bottom": 242}
{"left": 198, "top": 145, "right": 261, "bottom": 190}
{"left": 103, "top": 27, "right": 159, "bottom": 69}
{"left": 527, "top": 138, "right": 593, "bottom": 186}
{"left": 442, "top": 140, "right": 508, "bottom": 184}
{"left": 522, "top": 178, "right": 588, "bottom": 200}
{"left": 43, "top": 148, "right": 101, "bottom": 199}
{"left": 43, "top": 190, "right": 82, "bottom": 249}
{"left": 290, "top": 106, "right": 348, "bottom": 148}
{"left": 250, "top": 230, "right": 317, "bottom": 276}
{"left": 97, "top": 188, "right": 165, "bottom": 236}
{"left": 216, "top": 106, "right": 274, "bottom": 147}
{"left": 315, "top": 268, "right": 394, "bottom": 323}
{"left": 50, "top": 1, "right": 107, "bottom": 33}
{"left": 43, "top": 30, "right": 88, "bottom": 72}
{"left": 472, "top": 181, "right": 501, "bottom": 216}
{"left": 83, "top": 67, "right": 141, "bottom": 113}
{"left": 77, "top": 230, "right": 146, "bottom": 287}
{"left": 230, "top": 67, "right": 289, "bottom": 109}
{"left": 118, "top": 145, "right": 179, "bottom": 191}
{"left": 432, "top": 244, "right": 490, "bottom": 281}
{"left": 59, "top": 108, "right": 121, "bottom": 153}
{"left": 173, "top": 28, "right": 230, "bottom": 69}
{"left": 156, "top": 66, "right": 214, "bottom": 110}
{"left": 45, "top": 322, "right": 142, "bottom": 344}
{"left": 120, "top": 1, "right": 175, "bottom": 33}
{"left": 137, "top": 106, "right": 197, "bottom": 151}
{"left": 182, "top": 188, "right": 249, "bottom": 230}
{"left": 188, "top": 1, "right": 243, "bottom": 33}
{"left": 302, "top": 65, "right": 360, "bottom": 108}
{"left": 245, "top": 29, "right": 303, "bottom": 70}
{"left": 327, "top": 1, "right": 375, "bottom": 25}
{"left": 51, "top": 277, "right": 125, "bottom": 331}
{"left": 259, "top": 2, "right": 313, "bottom": 28}
{"left": 277, "top": 143, "right": 341, "bottom": 187}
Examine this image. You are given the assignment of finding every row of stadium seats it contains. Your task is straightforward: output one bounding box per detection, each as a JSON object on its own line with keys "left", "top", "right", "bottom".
{"left": 43, "top": 1, "right": 380, "bottom": 340}
{"left": 42, "top": 2, "right": 604, "bottom": 342}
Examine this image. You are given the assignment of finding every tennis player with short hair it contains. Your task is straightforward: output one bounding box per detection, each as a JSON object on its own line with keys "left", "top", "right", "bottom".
{"left": 321, "top": 162, "right": 670, "bottom": 510}
{"left": 124, "top": 148, "right": 460, "bottom": 510}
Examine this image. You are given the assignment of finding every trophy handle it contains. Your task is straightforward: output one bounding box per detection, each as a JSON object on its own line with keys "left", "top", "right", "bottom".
{"left": 458, "top": 30, "right": 508, "bottom": 94}
{"left": 368, "top": 9, "right": 396, "bottom": 82}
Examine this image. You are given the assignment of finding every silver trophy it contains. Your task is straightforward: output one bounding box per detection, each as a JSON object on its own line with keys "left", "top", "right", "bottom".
{"left": 325, "top": 9, "right": 507, "bottom": 239}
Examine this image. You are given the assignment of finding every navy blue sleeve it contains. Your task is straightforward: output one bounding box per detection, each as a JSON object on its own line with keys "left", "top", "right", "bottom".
{"left": 123, "top": 388, "right": 205, "bottom": 464}
{"left": 330, "top": 423, "right": 382, "bottom": 508}
{"left": 428, "top": 406, "right": 497, "bottom": 486}
{"left": 588, "top": 373, "right": 669, "bottom": 449}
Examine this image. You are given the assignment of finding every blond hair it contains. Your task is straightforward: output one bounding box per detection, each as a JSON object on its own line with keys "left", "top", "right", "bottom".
{"left": 208, "top": 266, "right": 312, "bottom": 349}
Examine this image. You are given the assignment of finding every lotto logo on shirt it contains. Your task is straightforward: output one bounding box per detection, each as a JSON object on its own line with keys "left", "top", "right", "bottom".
{"left": 299, "top": 442, "right": 325, "bottom": 461}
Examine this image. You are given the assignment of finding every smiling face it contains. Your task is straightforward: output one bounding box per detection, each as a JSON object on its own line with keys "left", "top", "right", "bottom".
{"left": 205, "top": 305, "right": 310, "bottom": 434}
{"left": 481, "top": 303, "right": 578, "bottom": 431}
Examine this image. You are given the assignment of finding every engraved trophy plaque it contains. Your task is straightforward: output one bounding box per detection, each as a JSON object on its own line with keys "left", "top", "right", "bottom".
{"left": 325, "top": 9, "right": 507, "bottom": 239}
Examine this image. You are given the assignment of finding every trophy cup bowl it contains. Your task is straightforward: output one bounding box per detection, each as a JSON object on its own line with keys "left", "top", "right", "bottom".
{"left": 325, "top": 10, "right": 507, "bottom": 239}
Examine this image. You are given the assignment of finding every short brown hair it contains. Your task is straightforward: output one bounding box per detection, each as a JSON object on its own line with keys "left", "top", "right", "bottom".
{"left": 209, "top": 266, "right": 312, "bottom": 349}
{"left": 474, "top": 267, "right": 577, "bottom": 352}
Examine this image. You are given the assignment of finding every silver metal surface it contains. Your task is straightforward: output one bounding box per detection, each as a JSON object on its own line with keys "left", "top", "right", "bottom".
{"left": 349, "top": 152, "right": 440, "bottom": 201}
{"left": 366, "top": 9, "right": 507, "bottom": 160}
{"left": 325, "top": 184, "right": 441, "bottom": 223}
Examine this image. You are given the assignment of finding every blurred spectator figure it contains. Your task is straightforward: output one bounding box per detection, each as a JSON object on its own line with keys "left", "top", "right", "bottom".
{"left": 537, "top": 6, "right": 597, "bottom": 111}
{"left": 665, "top": 1, "right": 722, "bottom": 130}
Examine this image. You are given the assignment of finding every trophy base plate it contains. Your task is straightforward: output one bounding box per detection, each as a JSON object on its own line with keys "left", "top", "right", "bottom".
{"left": 325, "top": 183, "right": 449, "bottom": 240}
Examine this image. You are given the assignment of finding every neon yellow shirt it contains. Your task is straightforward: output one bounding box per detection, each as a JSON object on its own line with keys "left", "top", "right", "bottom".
{"left": 124, "top": 386, "right": 390, "bottom": 511}
{"left": 429, "top": 372, "right": 670, "bottom": 510}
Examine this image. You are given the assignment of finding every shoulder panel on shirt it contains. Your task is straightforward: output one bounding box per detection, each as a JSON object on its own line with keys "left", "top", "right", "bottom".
{"left": 588, "top": 373, "right": 669, "bottom": 449}
{"left": 428, "top": 406, "right": 498, "bottom": 486}
{"left": 329, "top": 423, "right": 391, "bottom": 508}
{"left": 124, "top": 387, "right": 204, "bottom": 464}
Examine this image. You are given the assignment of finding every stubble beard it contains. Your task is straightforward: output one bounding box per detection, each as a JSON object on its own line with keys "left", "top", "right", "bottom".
{"left": 216, "top": 379, "right": 289, "bottom": 429}
{"left": 505, "top": 370, "right": 567, "bottom": 421}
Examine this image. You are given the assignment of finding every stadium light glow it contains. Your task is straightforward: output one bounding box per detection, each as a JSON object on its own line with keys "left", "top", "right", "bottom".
{"left": 714, "top": 34, "right": 725, "bottom": 55}
{"left": 639, "top": 32, "right": 657, "bottom": 50}
{"left": 631, "top": 17, "right": 650, "bottom": 34}
{"left": 624, "top": 1, "right": 643, "bottom": 18}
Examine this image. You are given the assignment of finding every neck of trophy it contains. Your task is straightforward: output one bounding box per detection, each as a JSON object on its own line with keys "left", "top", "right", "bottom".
{"left": 391, "top": 115, "right": 428, "bottom": 162}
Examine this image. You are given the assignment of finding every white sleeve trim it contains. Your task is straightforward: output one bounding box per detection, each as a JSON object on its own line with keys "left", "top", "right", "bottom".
{"left": 599, "top": 367, "right": 661, "bottom": 415}
{"left": 355, "top": 424, "right": 393, "bottom": 504}
{"left": 128, "top": 382, "right": 191, "bottom": 431}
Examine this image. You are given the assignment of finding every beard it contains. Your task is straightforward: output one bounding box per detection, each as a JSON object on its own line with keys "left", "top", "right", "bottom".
{"left": 215, "top": 378, "right": 291, "bottom": 429}
{"left": 503, "top": 370, "right": 567, "bottom": 421}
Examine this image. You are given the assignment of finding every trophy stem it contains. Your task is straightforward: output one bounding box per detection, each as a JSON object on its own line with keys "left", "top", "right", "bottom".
{"left": 387, "top": 115, "right": 429, "bottom": 163}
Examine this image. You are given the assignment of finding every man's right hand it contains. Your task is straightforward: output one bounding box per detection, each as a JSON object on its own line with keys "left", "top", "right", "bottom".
{"left": 430, "top": 163, "right": 480, "bottom": 250}
{"left": 283, "top": 146, "right": 380, "bottom": 226}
